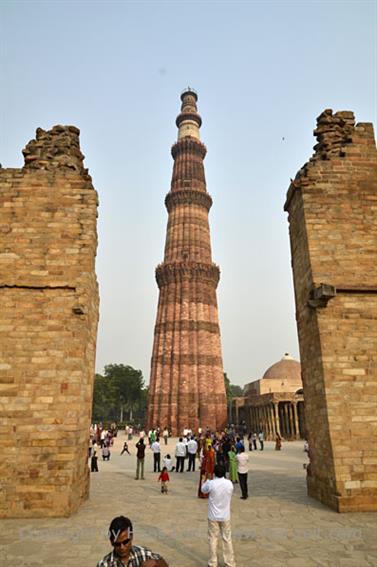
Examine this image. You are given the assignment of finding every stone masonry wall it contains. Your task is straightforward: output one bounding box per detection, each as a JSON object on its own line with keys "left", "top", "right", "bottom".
{"left": 285, "top": 110, "right": 377, "bottom": 512}
{"left": 0, "top": 125, "right": 99, "bottom": 517}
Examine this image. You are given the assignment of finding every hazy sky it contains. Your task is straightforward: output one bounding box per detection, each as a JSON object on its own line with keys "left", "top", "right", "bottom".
{"left": 1, "top": 0, "right": 376, "bottom": 386}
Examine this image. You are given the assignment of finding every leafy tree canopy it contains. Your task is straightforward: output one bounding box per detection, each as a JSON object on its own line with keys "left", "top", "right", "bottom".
{"left": 224, "top": 372, "right": 244, "bottom": 400}
{"left": 92, "top": 364, "right": 147, "bottom": 424}
{"left": 230, "top": 384, "right": 243, "bottom": 397}
{"left": 224, "top": 372, "right": 232, "bottom": 401}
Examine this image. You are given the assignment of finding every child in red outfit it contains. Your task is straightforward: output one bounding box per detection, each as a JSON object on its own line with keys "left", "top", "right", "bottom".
{"left": 158, "top": 466, "right": 170, "bottom": 494}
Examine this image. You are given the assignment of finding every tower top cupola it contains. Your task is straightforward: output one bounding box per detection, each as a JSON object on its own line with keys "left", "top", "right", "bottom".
{"left": 176, "top": 87, "right": 202, "bottom": 140}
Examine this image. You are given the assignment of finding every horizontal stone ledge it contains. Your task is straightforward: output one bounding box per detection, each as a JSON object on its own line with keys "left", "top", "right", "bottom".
{"left": 0, "top": 284, "right": 76, "bottom": 291}
{"left": 336, "top": 286, "right": 377, "bottom": 294}
{"left": 308, "top": 282, "right": 377, "bottom": 308}
{"left": 155, "top": 261, "right": 220, "bottom": 287}
{"left": 151, "top": 353, "right": 223, "bottom": 366}
{"left": 154, "top": 320, "right": 220, "bottom": 334}
{"left": 175, "top": 112, "right": 202, "bottom": 129}
{"left": 165, "top": 190, "right": 212, "bottom": 212}
{"left": 171, "top": 137, "right": 207, "bottom": 159}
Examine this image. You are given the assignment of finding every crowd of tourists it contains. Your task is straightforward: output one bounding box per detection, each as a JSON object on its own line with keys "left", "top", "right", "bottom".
{"left": 121, "top": 425, "right": 265, "bottom": 501}
{"left": 92, "top": 424, "right": 288, "bottom": 566}
{"left": 88, "top": 423, "right": 118, "bottom": 471}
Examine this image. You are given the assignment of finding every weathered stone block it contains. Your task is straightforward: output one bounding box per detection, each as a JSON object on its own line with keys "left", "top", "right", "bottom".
{"left": 285, "top": 110, "right": 377, "bottom": 512}
{"left": 0, "top": 125, "right": 99, "bottom": 517}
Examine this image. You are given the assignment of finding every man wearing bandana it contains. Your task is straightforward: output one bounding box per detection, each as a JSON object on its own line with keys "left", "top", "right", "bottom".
{"left": 97, "top": 516, "right": 169, "bottom": 567}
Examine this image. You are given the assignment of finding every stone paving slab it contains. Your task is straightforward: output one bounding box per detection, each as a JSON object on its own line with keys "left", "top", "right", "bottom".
{"left": 1, "top": 436, "right": 376, "bottom": 566}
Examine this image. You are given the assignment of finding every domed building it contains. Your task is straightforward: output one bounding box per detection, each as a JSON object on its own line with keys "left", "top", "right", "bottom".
{"left": 235, "top": 354, "right": 305, "bottom": 440}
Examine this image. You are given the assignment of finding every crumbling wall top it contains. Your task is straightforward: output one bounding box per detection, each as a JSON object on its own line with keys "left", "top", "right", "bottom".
{"left": 22, "top": 125, "right": 88, "bottom": 176}
{"left": 312, "top": 109, "right": 355, "bottom": 159}
{"left": 284, "top": 109, "right": 376, "bottom": 211}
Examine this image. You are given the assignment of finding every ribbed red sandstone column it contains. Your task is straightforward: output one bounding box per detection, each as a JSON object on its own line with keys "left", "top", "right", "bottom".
{"left": 147, "top": 89, "right": 227, "bottom": 435}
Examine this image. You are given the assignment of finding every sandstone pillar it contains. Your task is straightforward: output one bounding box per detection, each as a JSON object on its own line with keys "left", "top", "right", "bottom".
{"left": 285, "top": 109, "right": 377, "bottom": 512}
{"left": 283, "top": 404, "right": 289, "bottom": 438}
{"left": 147, "top": 90, "right": 227, "bottom": 434}
{"left": 265, "top": 406, "right": 270, "bottom": 438}
{"left": 288, "top": 404, "right": 294, "bottom": 438}
{"left": 274, "top": 402, "right": 281, "bottom": 436}
{"left": 248, "top": 407, "right": 253, "bottom": 431}
{"left": 257, "top": 407, "right": 262, "bottom": 431}
{"left": 293, "top": 402, "right": 300, "bottom": 439}
{"left": 252, "top": 407, "right": 257, "bottom": 431}
{"left": 261, "top": 406, "right": 268, "bottom": 437}
{"left": 267, "top": 405, "right": 273, "bottom": 439}
{"left": 0, "top": 126, "right": 99, "bottom": 518}
{"left": 260, "top": 407, "right": 264, "bottom": 433}
{"left": 269, "top": 404, "right": 276, "bottom": 439}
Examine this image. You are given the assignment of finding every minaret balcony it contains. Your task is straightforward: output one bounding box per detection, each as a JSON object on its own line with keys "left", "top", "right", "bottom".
{"left": 171, "top": 137, "right": 207, "bottom": 159}
{"left": 165, "top": 190, "right": 212, "bottom": 212}
{"left": 155, "top": 261, "right": 220, "bottom": 288}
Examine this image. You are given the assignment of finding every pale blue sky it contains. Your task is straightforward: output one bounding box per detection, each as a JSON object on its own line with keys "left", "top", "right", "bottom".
{"left": 1, "top": 0, "right": 376, "bottom": 385}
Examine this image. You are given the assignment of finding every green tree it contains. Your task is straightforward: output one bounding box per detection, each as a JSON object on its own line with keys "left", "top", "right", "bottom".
{"left": 103, "top": 364, "right": 145, "bottom": 422}
{"left": 224, "top": 372, "right": 232, "bottom": 401}
{"left": 230, "top": 384, "right": 243, "bottom": 397}
{"left": 224, "top": 372, "right": 245, "bottom": 425}
{"left": 92, "top": 373, "right": 118, "bottom": 422}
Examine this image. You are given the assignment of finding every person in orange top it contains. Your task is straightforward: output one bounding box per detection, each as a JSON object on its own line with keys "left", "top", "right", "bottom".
{"left": 198, "top": 443, "right": 215, "bottom": 498}
{"left": 158, "top": 466, "right": 170, "bottom": 494}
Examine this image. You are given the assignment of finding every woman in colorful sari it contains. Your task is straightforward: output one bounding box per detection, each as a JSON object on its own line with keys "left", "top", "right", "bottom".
{"left": 198, "top": 443, "right": 215, "bottom": 498}
{"left": 228, "top": 445, "right": 238, "bottom": 483}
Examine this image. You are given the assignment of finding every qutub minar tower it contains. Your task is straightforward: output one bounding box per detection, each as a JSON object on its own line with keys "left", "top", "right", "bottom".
{"left": 147, "top": 89, "right": 227, "bottom": 435}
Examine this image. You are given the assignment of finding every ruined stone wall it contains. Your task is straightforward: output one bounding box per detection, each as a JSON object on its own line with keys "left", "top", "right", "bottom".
{"left": 285, "top": 110, "right": 377, "bottom": 512}
{"left": 0, "top": 125, "right": 99, "bottom": 517}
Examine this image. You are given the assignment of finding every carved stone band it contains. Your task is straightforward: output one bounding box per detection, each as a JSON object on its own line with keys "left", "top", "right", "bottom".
{"left": 171, "top": 138, "right": 207, "bottom": 159}
{"left": 154, "top": 320, "right": 220, "bottom": 334}
{"left": 151, "top": 354, "right": 223, "bottom": 366}
{"left": 175, "top": 112, "right": 202, "bottom": 129}
{"left": 165, "top": 190, "right": 213, "bottom": 212}
{"left": 155, "top": 261, "right": 220, "bottom": 287}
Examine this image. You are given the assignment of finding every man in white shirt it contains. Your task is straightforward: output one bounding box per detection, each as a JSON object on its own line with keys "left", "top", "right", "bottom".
{"left": 175, "top": 437, "right": 186, "bottom": 473}
{"left": 100, "top": 429, "right": 106, "bottom": 447}
{"left": 201, "top": 464, "right": 236, "bottom": 567}
{"left": 187, "top": 437, "right": 198, "bottom": 471}
{"left": 236, "top": 446, "right": 249, "bottom": 499}
{"left": 151, "top": 439, "right": 161, "bottom": 473}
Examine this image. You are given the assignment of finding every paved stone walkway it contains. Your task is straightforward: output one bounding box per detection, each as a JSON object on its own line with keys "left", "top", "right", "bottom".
{"left": 1, "top": 436, "right": 376, "bottom": 566}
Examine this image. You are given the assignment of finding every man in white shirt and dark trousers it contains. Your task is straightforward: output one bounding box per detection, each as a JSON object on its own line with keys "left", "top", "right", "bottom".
{"left": 201, "top": 464, "right": 236, "bottom": 567}
{"left": 151, "top": 439, "right": 161, "bottom": 472}
{"left": 175, "top": 437, "right": 186, "bottom": 473}
{"left": 236, "top": 446, "right": 249, "bottom": 499}
{"left": 187, "top": 437, "right": 198, "bottom": 471}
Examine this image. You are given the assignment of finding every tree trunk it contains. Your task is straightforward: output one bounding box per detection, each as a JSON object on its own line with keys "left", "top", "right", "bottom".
{"left": 120, "top": 405, "right": 124, "bottom": 423}
{"left": 129, "top": 406, "right": 133, "bottom": 422}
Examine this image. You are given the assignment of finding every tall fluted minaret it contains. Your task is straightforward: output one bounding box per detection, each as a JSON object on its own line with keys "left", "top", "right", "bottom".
{"left": 147, "top": 89, "right": 227, "bottom": 435}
